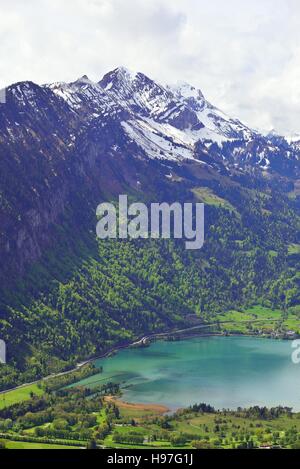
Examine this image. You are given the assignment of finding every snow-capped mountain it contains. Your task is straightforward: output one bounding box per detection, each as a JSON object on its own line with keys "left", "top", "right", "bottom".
{"left": 0, "top": 66, "right": 299, "bottom": 280}
{"left": 1, "top": 66, "right": 299, "bottom": 179}
{"left": 284, "top": 133, "right": 300, "bottom": 153}
{"left": 167, "top": 81, "right": 256, "bottom": 142}
{"left": 43, "top": 67, "right": 299, "bottom": 176}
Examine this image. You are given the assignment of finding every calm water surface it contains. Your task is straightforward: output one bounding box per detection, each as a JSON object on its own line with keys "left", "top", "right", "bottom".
{"left": 74, "top": 336, "right": 300, "bottom": 411}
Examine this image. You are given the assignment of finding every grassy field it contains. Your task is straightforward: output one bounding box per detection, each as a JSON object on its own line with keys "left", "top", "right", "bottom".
{"left": 0, "top": 383, "right": 44, "bottom": 410}
{"left": 192, "top": 187, "right": 236, "bottom": 213}
{"left": 1, "top": 440, "right": 81, "bottom": 449}
{"left": 288, "top": 243, "right": 300, "bottom": 255}
{"left": 170, "top": 411, "right": 300, "bottom": 448}
{"left": 101, "top": 403, "right": 300, "bottom": 449}
{"left": 216, "top": 305, "right": 300, "bottom": 335}
{"left": 102, "top": 392, "right": 300, "bottom": 449}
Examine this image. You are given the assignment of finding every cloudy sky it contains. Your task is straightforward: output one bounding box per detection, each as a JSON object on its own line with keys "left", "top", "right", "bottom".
{"left": 1, "top": 0, "right": 300, "bottom": 134}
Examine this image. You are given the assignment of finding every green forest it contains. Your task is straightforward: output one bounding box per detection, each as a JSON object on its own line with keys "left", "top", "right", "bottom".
{"left": 0, "top": 177, "right": 299, "bottom": 391}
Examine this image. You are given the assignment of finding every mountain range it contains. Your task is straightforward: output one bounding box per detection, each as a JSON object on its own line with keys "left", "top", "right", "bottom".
{"left": 0, "top": 67, "right": 299, "bottom": 388}
{"left": 0, "top": 66, "right": 299, "bottom": 279}
{"left": 50, "top": 66, "right": 300, "bottom": 174}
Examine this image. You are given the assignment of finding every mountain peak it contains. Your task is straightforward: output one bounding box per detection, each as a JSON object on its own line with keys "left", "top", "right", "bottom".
{"left": 98, "top": 66, "right": 176, "bottom": 120}
{"left": 114, "top": 66, "right": 137, "bottom": 78}
{"left": 36, "top": 68, "right": 298, "bottom": 174}
{"left": 72, "top": 75, "right": 94, "bottom": 86}
{"left": 77, "top": 74, "right": 91, "bottom": 82}
{"left": 99, "top": 66, "right": 138, "bottom": 91}
{"left": 167, "top": 81, "right": 205, "bottom": 102}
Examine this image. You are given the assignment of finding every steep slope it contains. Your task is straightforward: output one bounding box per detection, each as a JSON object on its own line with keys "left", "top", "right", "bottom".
{"left": 1, "top": 66, "right": 299, "bottom": 284}
{"left": 41, "top": 67, "right": 300, "bottom": 176}
{"left": 167, "top": 81, "right": 255, "bottom": 141}
{"left": 0, "top": 67, "right": 299, "bottom": 390}
{"left": 97, "top": 67, "right": 300, "bottom": 176}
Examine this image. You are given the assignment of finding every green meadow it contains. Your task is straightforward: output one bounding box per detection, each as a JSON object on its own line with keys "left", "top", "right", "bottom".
{"left": 0, "top": 384, "right": 44, "bottom": 410}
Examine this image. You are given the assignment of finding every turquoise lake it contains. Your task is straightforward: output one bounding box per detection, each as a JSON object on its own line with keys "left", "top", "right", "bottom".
{"left": 75, "top": 336, "right": 300, "bottom": 411}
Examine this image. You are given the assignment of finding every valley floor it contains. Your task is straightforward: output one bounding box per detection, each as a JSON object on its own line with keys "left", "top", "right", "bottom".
{"left": 0, "top": 306, "right": 299, "bottom": 450}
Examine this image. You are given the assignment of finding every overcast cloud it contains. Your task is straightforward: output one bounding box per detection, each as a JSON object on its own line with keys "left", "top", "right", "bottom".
{"left": 1, "top": 0, "right": 300, "bottom": 134}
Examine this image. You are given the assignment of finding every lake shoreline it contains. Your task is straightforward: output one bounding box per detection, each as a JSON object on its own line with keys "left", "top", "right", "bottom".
{"left": 79, "top": 315, "right": 293, "bottom": 368}
{"left": 104, "top": 395, "right": 170, "bottom": 414}
{"left": 89, "top": 334, "right": 299, "bottom": 413}
{"left": 0, "top": 318, "right": 294, "bottom": 398}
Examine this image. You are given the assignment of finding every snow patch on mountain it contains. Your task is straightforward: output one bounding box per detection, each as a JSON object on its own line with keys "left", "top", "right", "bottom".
{"left": 122, "top": 119, "right": 195, "bottom": 161}
{"left": 286, "top": 133, "right": 300, "bottom": 144}
{"left": 36, "top": 67, "right": 299, "bottom": 174}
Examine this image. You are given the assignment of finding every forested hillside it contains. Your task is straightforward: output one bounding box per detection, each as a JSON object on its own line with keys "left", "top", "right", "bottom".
{"left": 0, "top": 177, "right": 299, "bottom": 390}
{"left": 0, "top": 69, "right": 299, "bottom": 391}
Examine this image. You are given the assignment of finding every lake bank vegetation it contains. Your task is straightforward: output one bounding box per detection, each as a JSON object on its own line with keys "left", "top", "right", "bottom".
{"left": 1, "top": 374, "right": 300, "bottom": 450}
